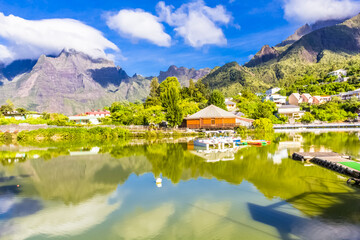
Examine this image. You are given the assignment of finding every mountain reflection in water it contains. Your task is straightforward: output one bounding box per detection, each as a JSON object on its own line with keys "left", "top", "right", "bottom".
{"left": 0, "top": 132, "right": 360, "bottom": 239}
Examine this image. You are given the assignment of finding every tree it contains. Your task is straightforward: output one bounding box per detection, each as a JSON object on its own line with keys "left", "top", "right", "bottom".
{"left": 47, "top": 113, "right": 69, "bottom": 126}
{"left": 180, "top": 100, "right": 199, "bottom": 117}
{"left": 145, "top": 77, "right": 161, "bottom": 107}
{"left": 253, "top": 118, "right": 273, "bottom": 132}
{"left": 6, "top": 99, "right": 14, "bottom": 110}
{"left": 189, "top": 79, "right": 196, "bottom": 98}
{"left": 208, "top": 90, "right": 226, "bottom": 110}
{"left": 150, "top": 77, "right": 160, "bottom": 98}
{"left": 251, "top": 101, "right": 276, "bottom": 119}
{"left": 195, "top": 79, "right": 210, "bottom": 99}
{"left": 300, "top": 112, "right": 315, "bottom": 123}
{"left": 143, "top": 105, "right": 165, "bottom": 125}
{"left": 16, "top": 108, "right": 27, "bottom": 114}
{"left": 0, "top": 99, "right": 15, "bottom": 114}
{"left": 159, "top": 77, "right": 183, "bottom": 127}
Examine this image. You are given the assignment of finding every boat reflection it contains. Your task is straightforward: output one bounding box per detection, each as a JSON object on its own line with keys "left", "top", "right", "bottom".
{"left": 189, "top": 146, "right": 249, "bottom": 163}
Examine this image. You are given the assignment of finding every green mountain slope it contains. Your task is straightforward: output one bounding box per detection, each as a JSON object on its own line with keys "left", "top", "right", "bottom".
{"left": 202, "top": 14, "right": 360, "bottom": 95}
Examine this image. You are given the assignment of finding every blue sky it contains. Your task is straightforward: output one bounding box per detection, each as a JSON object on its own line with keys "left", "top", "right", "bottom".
{"left": 0, "top": 0, "right": 359, "bottom": 76}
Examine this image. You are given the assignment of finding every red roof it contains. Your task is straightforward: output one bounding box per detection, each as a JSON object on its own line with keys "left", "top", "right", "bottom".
{"left": 74, "top": 110, "right": 110, "bottom": 116}
{"left": 85, "top": 110, "right": 110, "bottom": 115}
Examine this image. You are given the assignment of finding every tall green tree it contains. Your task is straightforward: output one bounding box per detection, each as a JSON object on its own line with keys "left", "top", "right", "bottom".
{"left": 159, "top": 77, "right": 183, "bottom": 127}
{"left": 208, "top": 90, "right": 226, "bottom": 110}
{"left": 150, "top": 77, "right": 160, "bottom": 98}
{"left": 0, "top": 99, "right": 15, "bottom": 114}
{"left": 145, "top": 77, "right": 161, "bottom": 107}
{"left": 195, "top": 79, "right": 210, "bottom": 99}
{"left": 189, "top": 79, "right": 196, "bottom": 98}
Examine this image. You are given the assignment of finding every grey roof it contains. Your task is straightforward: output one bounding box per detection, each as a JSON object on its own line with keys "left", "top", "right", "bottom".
{"left": 225, "top": 100, "right": 236, "bottom": 105}
{"left": 185, "top": 105, "right": 237, "bottom": 119}
{"left": 278, "top": 105, "right": 299, "bottom": 109}
{"left": 232, "top": 111, "right": 245, "bottom": 117}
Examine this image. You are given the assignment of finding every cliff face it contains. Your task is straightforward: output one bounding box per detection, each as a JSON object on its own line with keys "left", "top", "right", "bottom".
{"left": 0, "top": 49, "right": 151, "bottom": 115}
{"left": 158, "top": 65, "right": 211, "bottom": 86}
{"left": 279, "top": 14, "right": 360, "bottom": 63}
{"left": 276, "top": 19, "right": 346, "bottom": 47}
{"left": 246, "top": 15, "right": 359, "bottom": 67}
{"left": 245, "top": 45, "right": 280, "bottom": 67}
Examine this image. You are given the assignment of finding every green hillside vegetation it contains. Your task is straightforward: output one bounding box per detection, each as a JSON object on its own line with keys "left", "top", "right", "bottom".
{"left": 202, "top": 53, "right": 360, "bottom": 98}
{"left": 103, "top": 77, "right": 213, "bottom": 127}
{"left": 201, "top": 14, "right": 360, "bottom": 97}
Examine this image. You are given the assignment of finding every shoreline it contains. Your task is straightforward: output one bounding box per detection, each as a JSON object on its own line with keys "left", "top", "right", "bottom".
{"left": 275, "top": 128, "right": 360, "bottom": 133}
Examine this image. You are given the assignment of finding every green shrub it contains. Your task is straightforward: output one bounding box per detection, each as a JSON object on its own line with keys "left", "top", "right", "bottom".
{"left": 253, "top": 118, "right": 273, "bottom": 132}
{"left": 300, "top": 112, "right": 315, "bottom": 123}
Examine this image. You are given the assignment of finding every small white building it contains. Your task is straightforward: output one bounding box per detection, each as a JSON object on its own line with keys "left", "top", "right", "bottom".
{"left": 68, "top": 115, "right": 101, "bottom": 125}
{"left": 236, "top": 117, "right": 254, "bottom": 128}
{"left": 69, "top": 109, "right": 110, "bottom": 125}
{"left": 329, "top": 69, "right": 347, "bottom": 78}
{"left": 277, "top": 105, "right": 304, "bottom": 120}
{"left": 336, "top": 88, "right": 360, "bottom": 100}
{"left": 329, "top": 69, "right": 348, "bottom": 82}
{"left": 4, "top": 112, "right": 26, "bottom": 120}
{"left": 225, "top": 100, "right": 237, "bottom": 111}
{"left": 265, "top": 87, "right": 281, "bottom": 96}
{"left": 263, "top": 94, "right": 287, "bottom": 105}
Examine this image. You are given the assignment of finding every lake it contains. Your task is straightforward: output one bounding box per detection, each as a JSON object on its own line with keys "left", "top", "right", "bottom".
{"left": 1, "top": 132, "right": 360, "bottom": 240}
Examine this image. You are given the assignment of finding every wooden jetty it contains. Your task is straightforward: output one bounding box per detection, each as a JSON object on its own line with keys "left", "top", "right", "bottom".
{"left": 292, "top": 152, "right": 360, "bottom": 184}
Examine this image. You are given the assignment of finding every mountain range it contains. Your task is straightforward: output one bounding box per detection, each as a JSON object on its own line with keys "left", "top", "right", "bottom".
{"left": 3, "top": 13, "right": 360, "bottom": 114}
{"left": 0, "top": 50, "right": 209, "bottom": 115}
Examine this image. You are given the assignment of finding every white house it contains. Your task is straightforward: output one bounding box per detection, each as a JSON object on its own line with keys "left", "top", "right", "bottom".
{"left": 329, "top": 69, "right": 347, "bottom": 78}
{"left": 225, "top": 100, "right": 237, "bottom": 111}
{"left": 329, "top": 69, "right": 348, "bottom": 82}
{"left": 336, "top": 88, "right": 360, "bottom": 100}
{"left": 277, "top": 105, "right": 304, "bottom": 120}
{"left": 236, "top": 117, "right": 254, "bottom": 128}
{"left": 4, "top": 112, "right": 26, "bottom": 120}
{"left": 264, "top": 94, "right": 287, "bottom": 105}
{"left": 69, "top": 109, "right": 111, "bottom": 125}
{"left": 266, "top": 87, "right": 281, "bottom": 96}
{"left": 68, "top": 115, "right": 101, "bottom": 125}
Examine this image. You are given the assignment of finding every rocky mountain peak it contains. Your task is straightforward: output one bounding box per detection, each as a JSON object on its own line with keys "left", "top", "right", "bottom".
{"left": 158, "top": 65, "right": 211, "bottom": 86}
{"left": 245, "top": 45, "right": 279, "bottom": 67}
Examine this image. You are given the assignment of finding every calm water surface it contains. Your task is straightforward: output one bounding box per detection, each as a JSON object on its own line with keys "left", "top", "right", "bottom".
{"left": 1, "top": 132, "right": 360, "bottom": 240}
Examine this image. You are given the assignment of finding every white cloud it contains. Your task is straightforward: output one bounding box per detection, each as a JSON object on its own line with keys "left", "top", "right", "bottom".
{"left": 156, "top": 1, "right": 231, "bottom": 47}
{"left": 0, "top": 44, "right": 13, "bottom": 63}
{"left": 283, "top": 0, "right": 360, "bottom": 23}
{"left": 0, "top": 13, "right": 119, "bottom": 64}
{"left": 106, "top": 9, "right": 171, "bottom": 47}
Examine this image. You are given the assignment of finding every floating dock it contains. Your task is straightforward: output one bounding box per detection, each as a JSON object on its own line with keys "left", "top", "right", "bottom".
{"left": 292, "top": 152, "right": 360, "bottom": 184}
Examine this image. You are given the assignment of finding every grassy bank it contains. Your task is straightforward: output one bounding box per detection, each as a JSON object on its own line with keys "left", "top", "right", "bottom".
{"left": 17, "top": 127, "right": 130, "bottom": 142}
{"left": 11, "top": 127, "right": 201, "bottom": 145}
